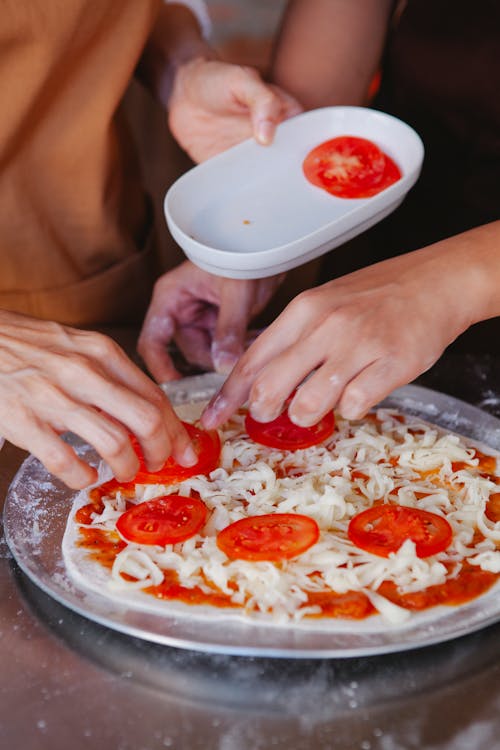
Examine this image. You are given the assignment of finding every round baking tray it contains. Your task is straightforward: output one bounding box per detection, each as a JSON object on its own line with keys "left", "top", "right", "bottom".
{"left": 4, "top": 377, "right": 500, "bottom": 658}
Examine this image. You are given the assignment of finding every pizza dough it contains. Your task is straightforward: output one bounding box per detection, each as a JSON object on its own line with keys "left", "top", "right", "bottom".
{"left": 62, "top": 404, "right": 500, "bottom": 628}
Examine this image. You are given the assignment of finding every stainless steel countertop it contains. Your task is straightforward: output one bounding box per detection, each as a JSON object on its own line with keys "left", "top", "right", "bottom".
{"left": 1, "top": 337, "right": 500, "bottom": 750}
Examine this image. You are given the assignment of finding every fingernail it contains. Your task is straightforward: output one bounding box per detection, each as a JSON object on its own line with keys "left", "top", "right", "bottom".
{"left": 212, "top": 337, "right": 240, "bottom": 375}
{"left": 201, "top": 394, "right": 228, "bottom": 429}
{"left": 213, "top": 350, "right": 238, "bottom": 375}
{"left": 201, "top": 409, "right": 216, "bottom": 430}
{"left": 256, "top": 119, "right": 274, "bottom": 145}
{"left": 340, "top": 399, "right": 364, "bottom": 421}
{"left": 121, "top": 461, "right": 140, "bottom": 482}
{"left": 179, "top": 444, "right": 198, "bottom": 467}
{"left": 249, "top": 400, "right": 282, "bottom": 423}
{"left": 288, "top": 410, "right": 322, "bottom": 428}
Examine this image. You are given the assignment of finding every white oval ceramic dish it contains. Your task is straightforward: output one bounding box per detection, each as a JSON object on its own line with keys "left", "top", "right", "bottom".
{"left": 165, "top": 106, "right": 424, "bottom": 279}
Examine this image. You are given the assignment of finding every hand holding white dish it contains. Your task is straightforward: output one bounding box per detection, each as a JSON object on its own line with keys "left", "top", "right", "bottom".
{"left": 165, "top": 106, "right": 424, "bottom": 279}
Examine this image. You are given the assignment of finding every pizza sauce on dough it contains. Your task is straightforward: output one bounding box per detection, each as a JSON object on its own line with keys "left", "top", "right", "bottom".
{"left": 73, "top": 410, "right": 500, "bottom": 622}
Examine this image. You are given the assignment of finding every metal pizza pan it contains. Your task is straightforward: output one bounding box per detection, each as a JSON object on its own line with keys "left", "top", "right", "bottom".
{"left": 3, "top": 378, "right": 500, "bottom": 658}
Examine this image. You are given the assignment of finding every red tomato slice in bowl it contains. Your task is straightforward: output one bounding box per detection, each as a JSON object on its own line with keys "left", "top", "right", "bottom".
{"left": 245, "top": 402, "right": 335, "bottom": 451}
{"left": 116, "top": 494, "right": 208, "bottom": 546}
{"left": 217, "top": 513, "right": 320, "bottom": 562}
{"left": 348, "top": 504, "right": 453, "bottom": 558}
{"left": 131, "top": 422, "right": 221, "bottom": 484}
{"left": 303, "top": 135, "right": 401, "bottom": 199}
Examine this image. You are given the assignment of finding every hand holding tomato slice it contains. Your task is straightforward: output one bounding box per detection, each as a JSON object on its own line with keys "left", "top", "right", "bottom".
{"left": 348, "top": 504, "right": 453, "bottom": 558}
{"left": 303, "top": 135, "right": 401, "bottom": 199}
{"left": 131, "top": 422, "right": 220, "bottom": 484}
{"left": 201, "top": 230, "right": 487, "bottom": 431}
{"left": 217, "top": 513, "right": 319, "bottom": 561}
{"left": 245, "top": 396, "right": 335, "bottom": 451}
{"left": 116, "top": 495, "right": 208, "bottom": 546}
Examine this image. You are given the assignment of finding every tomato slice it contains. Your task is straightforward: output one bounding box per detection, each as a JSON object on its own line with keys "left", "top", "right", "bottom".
{"left": 131, "top": 422, "right": 221, "bottom": 484}
{"left": 303, "top": 135, "right": 401, "bottom": 199}
{"left": 245, "top": 401, "right": 335, "bottom": 451}
{"left": 348, "top": 504, "right": 453, "bottom": 558}
{"left": 217, "top": 513, "right": 319, "bottom": 561}
{"left": 116, "top": 494, "right": 208, "bottom": 546}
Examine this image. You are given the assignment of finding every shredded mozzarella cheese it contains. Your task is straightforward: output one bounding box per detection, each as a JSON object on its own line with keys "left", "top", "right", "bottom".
{"left": 79, "top": 409, "right": 500, "bottom": 624}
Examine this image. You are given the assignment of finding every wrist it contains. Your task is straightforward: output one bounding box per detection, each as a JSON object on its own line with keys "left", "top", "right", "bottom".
{"left": 440, "top": 222, "right": 500, "bottom": 327}
{"left": 137, "top": 4, "right": 217, "bottom": 109}
{"left": 461, "top": 221, "right": 500, "bottom": 324}
{"left": 167, "top": 35, "right": 216, "bottom": 73}
{"left": 417, "top": 221, "right": 500, "bottom": 334}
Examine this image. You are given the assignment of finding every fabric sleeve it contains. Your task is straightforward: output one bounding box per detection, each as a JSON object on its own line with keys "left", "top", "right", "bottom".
{"left": 164, "top": 0, "right": 212, "bottom": 39}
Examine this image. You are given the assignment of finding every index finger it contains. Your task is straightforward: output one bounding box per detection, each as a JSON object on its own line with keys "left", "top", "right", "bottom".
{"left": 201, "top": 288, "right": 321, "bottom": 428}
{"left": 200, "top": 326, "right": 283, "bottom": 429}
{"left": 212, "top": 279, "right": 256, "bottom": 374}
{"left": 64, "top": 332, "right": 195, "bottom": 470}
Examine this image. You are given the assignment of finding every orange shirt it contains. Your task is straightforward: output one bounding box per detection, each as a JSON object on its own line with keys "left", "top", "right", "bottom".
{"left": 0, "top": 0, "right": 165, "bottom": 324}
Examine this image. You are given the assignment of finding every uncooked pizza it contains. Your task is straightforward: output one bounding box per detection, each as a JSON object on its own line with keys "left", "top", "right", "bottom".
{"left": 62, "top": 401, "right": 500, "bottom": 626}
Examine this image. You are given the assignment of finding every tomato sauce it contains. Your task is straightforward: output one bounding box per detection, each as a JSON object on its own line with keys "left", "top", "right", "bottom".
{"left": 143, "top": 562, "right": 498, "bottom": 617}
{"left": 275, "top": 465, "right": 304, "bottom": 479}
{"left": 76, "top": 517, "right": 499, "bottom": 618}
{"left": 75, "top": 501, "right": 104, "bottom": 525}
{"left": 75, "top": 523, "right": 239, "bottom": 608}
{"left": 452, "top": 451, "right": 497, "bottom": 477}
{"left": 76, "top": 527, "right": 127, "bottom": 568}
{"left": 306, "top": 590, "right": 376, "bottom": 619}
{"left": 351, "top": 470, "right": 369, "bottom": 481}
{"left": 76, "top": 498, "right": 134, "bottom": 526}
{"left": 486, "top": 492, "right": 500, "bottom": 523}
{"left": 88, "top": 479, "right": 136, "bottom": 504}
{"left": 476, "top": 451, "right": 497, "bottom": 475}
{"left": 378, "top": 563, "right": 499, "bottom": 610}
{"left": 74, "top": 414, "right": 500, "bottom": 620}
{"left": 145, "top": 570, "right": 238, "bottom": 610}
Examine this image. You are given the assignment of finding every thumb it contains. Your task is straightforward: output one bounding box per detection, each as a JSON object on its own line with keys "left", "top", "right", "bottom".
{"left": 234, "top": 69, "right": 283, "bottom": 146}
{"left": 212, "top": 281, "right": 255, "bottom": 374}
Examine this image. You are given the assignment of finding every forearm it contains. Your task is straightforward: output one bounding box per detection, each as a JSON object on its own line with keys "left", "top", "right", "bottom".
{"left": 137, "top": 3, "right": 216, "bottom": 109}
{"left": 339, "top": 220, "right": 500, "bottom": 340}
{"left": 272, "top": 0, "right": 394, "bottom": 109}
{"left": 424, "top": 220, "right": 500, "bottom": 328}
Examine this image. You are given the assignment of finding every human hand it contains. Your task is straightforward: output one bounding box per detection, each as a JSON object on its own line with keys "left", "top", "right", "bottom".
{"left": 137, "top": 261, "right": 284, "bottom": 382}
{"left": 0, "top": 311, "right": 197, "bottom": 489}
{"left": 201, "top": 242, "right": 483, "bottom": 429}
{"left": 168, "top": 58, "right": 302, "bottom": 162}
